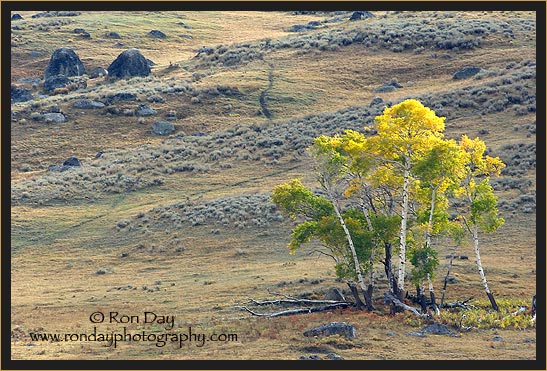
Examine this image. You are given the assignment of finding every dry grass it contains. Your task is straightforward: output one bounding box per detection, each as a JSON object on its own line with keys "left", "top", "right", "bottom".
{"left": 10, "top": 10, "right": 537, "bottom": 361}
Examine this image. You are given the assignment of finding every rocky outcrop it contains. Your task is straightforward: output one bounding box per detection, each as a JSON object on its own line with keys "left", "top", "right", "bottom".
{"left": 44, "top": 47, "right": 86, "bottom": 80}
{"left": 453, "top": 66, "right": 482, "bottom": 80}
{"left": 107, "top": 48, "right": 151, "bottom": 79}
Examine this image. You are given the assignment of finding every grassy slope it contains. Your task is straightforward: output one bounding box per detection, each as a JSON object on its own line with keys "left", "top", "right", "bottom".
{"left": 10, "top": 10, "right": 537, "bottom": 360}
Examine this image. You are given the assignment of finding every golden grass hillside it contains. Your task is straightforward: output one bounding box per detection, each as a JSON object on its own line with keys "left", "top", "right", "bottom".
{"left": 9, "top": 10, "right": 538, "bottom": 362}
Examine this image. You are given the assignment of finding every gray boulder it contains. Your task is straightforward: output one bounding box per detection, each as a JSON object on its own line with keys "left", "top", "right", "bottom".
{"left": 325, "top": 353, "right": 344, "bottom": 360}
{"left": 373, "top": 84, "right": 397, "bottom": 93}
{"left": 73, "top": 100, "right": 105, "bottom": 109}
{"left": 11, "top": 13, "right": 23, "bottom": 21}
{"left": 106, "top": 31, "right": 121, "bottom": 39}
{"left": 43, "top": 113, "right": 66, "bottom": 123}
{"left": 89, "top": 67, "right": 108, "bottom": 79}
{"left": 135, "top": 104, "right": 157, "bottom": 117}
{"left": 63, "top": 157, "right": 81, "bottom": 167}
{"left": 108, "top": 48, "right": 151, "bottom": 79}
{"left": 11, "top": 85, "right": 33, "bottom": 103}
{"left": 303, "top": 322, "right": 356, "bottom": 339}
{"left": 370, "top": 96, "right": 384, "bottom": 106}
{"left": 43, "top": 74, "right": 70, "bottom": 92}
{"left": 409, "top": 323, "right": 458, "bottom": 337}
{"left": 44, "top": 47, "right": 86, "bottom": 80}
{"left": 350, "top": 11, "right": 374, "bottom": 21}
{"left": 148, "top": 30, "right": 166, "bottom": 38}
{"left": 152, "top": 121, "right": 175, "bottom": 135}
{"left": 453, "top": 66, "right": 482, "bottom": 80}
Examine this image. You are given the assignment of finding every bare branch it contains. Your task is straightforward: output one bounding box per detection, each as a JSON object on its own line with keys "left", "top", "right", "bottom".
{"left": 234, "top": 303, "right": 352, "bottom": 317}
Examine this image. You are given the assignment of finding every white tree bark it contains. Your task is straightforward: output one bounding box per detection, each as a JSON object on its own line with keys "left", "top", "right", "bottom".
{"left": 397, "top": 161, "right": 411, "bottom": 295}
{"left": 332, "top": 200, "right": 368, "bottom": 294}
{"left": 473, "top": 224, "right": 492, "bottom": 295}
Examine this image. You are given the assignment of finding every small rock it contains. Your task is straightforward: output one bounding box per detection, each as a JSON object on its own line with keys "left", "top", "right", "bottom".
{"left": 89, "top": 67, "right": 108, "bottom": 79}
{"left": 303, "top": 322, "right": 356, "bottom": 339}
{"left": 43, "top": 113, "right": 66, "bottom": 123}
{"left": 135, "top": 104, "right": 157, "bottom": 117}
{"left": 73, "top": 28, "right": 85, "bottom": 34}
{"left": 370, "top": 96, "right": 384, "bottom": 106}
{"left": 73, "top": 100, "right": 105, "bottom": 109}
{"left": 80, "top": 32, "right": 91, "bottom": 39}
{"left": 453, "top": 66, "right": 482, "bottom": 80}
{"left": 350, "top": 11, "right": 374, "bottom": 20}
{"left": 11, "top": 13, "right": 23, "bottom": 21}
{"left": 95, "top": 151, "right": 104, "bottom": 158}
{"left": 299, "top": 355, "right": 322, "bottom": 360}
{"left": 95, "top": 269, "right": 107, "bottom": 275}
{"left": 43, "top": 74, "right": 70, "bottom": 92}
{"left": 152, "top": 121, "right": 175, "bottom": 136}
{"left": 11, "top": 85, "right": 34, "bottom": 103}
{"left": 63, "top": 156, "right": 81, "bottom": 167}
{"left": 459, "top": 255, "right": 469, "bottom": 260}
{"left": 446, "top": 275, "right": 459, "bottom": 284}
{"left": 108, "top": 48, "right": 151, "bottom": 79}
{"left": 373, "top": 84, "right": 397, "bottom": 93}
{"left": 325, "top": 353, "right": 344, "bottom": 360}
{"left": 106, "top": 31, "right": 121, "bottom": 39}
{"left": 149, "top": 30, "right": 167, "bottom": 38}
{"left": 120, "top": 252, "right": 129, "bottom": 258}
{"left": 493, "top": 335, "right": 504, "bottom": 342}
{"left": 420, "top": 323, "right": 457, "bottom": 336}
{"left": 108, "top": 92, "right": 137, "bottom": 101}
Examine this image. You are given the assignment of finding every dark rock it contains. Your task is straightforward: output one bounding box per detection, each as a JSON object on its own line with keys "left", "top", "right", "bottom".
{"left": 288, "top": 24, "right": 312, "bottom": 32}
{"left": 29, "top": 51, "right": 42, "bottom": 58}
{"left": 420, "top": 323, "right": 456, "bottom": 336}
{"left": 108, "top": 92, "right": 137, "bottom": 101}
{"left": 453, "top": 66, "right": 482, "bottom": 80}
{"left": 324, "top": 287, "right": 346, "bottom": 301}
{"left": 370, "top": 96, "right": 384, "bottom": 106}
{"left": 11, "top": 85, "right": 33, "bottom": 103}
{"left": 44, "top": 74, "right": 70, "bottom": 92}
{"left": 95, "top": 151, "right": 104, "bottom": 158}
{"left": 80, "top": 32, "right": 91, "bottom": 39}
{"left": 89, "top": 67, "right": 108, "bottom": 79}
{"left": 373, "top": 84, "right": 397, "bottom": 93}
{"left": 523, "top": 337, "right": 536, "bottom": 343}
{"left": 152, "top": 121, "right": 175, "bottom": 135}
{"left": 106, "top": 31, "right": 121, "bottom": 39}
{"left": 177, "top": 22, "right": 192, "bottom": 29}
{"left": 135, "top": 104, "right": 157, "bottom": 117}
{"left": 73, "top": 28, "right": 85, "bottom": 34}
{"left": 45, "top": 104, "right": 61, "bottom": 113}
{"left": 325, "top": 353, "right": 344, "bottom": 360}
{"left": 108, "top": 48, "right": 151, "bottom": 79}
{"left": 11, "top": 13, "right": 23, "bottom": 21}
{"left": 350, "top": 11, "right": 374, "bottom": 21}
{"left": 459, "top": 255, "right": 469, "bottom": 260}
{"left": 299, "top": 355, "right": 322, "bottom": 360}
{"left": 63, "top": 157, "right": 81, "bottom": 167}
{"left": 493, "top": 335, "right": 504, "bottom": 342}
{"left": 44, "top": 47, "right": 86, "bottom": 80}
{"left": 307, "top": 21, "right": 322, "bottom": 28}
{"left": 43, "top": 113, "right": 66, "bottom": 123}
{"left": 73, "top": 100, "right": 105, "bottom": 109}
{"left": 446, "top": 275, "right": 458, "bottom": 284}
{"left": 95, "top": 268, "right": 107, "bottom": 275}
{"left": 149, "top": 30, "right": 167, "bottom": 38}
{"left": 196, "top": 46, "right": 214, "bottom": 56}
{"left": 12, "top": 25, "right": 22, "bottom": 30}
{"left": 303, "top": 322, "right": 356, "bottom": 339}
{"left": 147, "top": 59, "right": 156, "bottom": 67}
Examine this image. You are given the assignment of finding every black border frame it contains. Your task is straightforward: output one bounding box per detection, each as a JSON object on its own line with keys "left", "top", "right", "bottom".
{"left": 2, "top": 1, "right": 545, "bottom": 370}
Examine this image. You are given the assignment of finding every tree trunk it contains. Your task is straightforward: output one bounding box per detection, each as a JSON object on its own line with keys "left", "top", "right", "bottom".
{"left": 397, "top": 162, "right": 411, "bottom": 298}
{"left": 417, "top": 284, "right": 427, "bottom": 313}
{"left": 347, "top": 282, "right": 365, "bottom": 310}
{"left": 472, "top": 224, "right": 499, "bottom": 311}
{"left": 440, "top": 248, "right": 456, "bottom": 307}
{"left": 332, "top": 200, "right": 372, "bottom": 310}
{"left": 362, "top": 284, "right": 375, "bottom": 311}
{"left": 427, "top": 274, "right": 440, "bottom": 314}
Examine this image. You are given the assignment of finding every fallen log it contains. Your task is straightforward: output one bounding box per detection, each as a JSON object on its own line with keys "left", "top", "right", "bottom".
{"left": 248, "top": 298, "right": 351, "bottom": 306}
{"left": 442, "top": 297, "right": 474, "bottom": 310}
{"left": 235, "top": 303, "right": 352, "bottom": 317}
